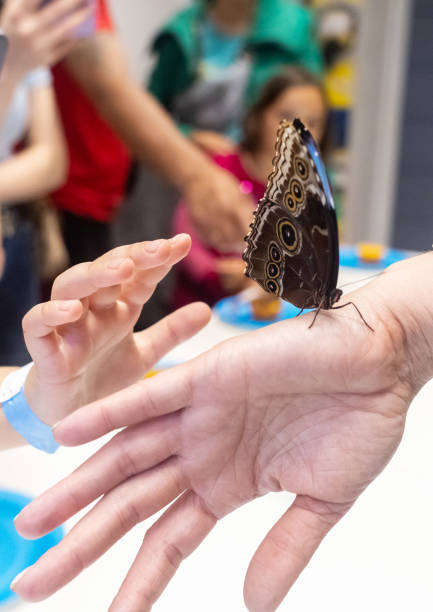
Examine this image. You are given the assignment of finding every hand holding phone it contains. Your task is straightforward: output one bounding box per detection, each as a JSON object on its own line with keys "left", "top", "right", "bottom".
{"left": 0, "top": 0, "right": 95, "bottom": 74}
{"left": 41, "top": 0, "right": 96, "bottom": 39}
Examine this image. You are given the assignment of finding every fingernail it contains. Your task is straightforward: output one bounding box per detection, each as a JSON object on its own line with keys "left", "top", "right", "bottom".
{"left": 145, "top": 240, "right": 163, "bottom": 253}
{"left": 58, "top": 302, "right": 74, "bottom": 312}
{"left": 107, "top": 258, "right": 128, "bottom": 270}
{"left": 10, "top": 567, "right": 30, "bottom": 591}
{"left": 171, "top": 233, "right": 189, "bottom": 244}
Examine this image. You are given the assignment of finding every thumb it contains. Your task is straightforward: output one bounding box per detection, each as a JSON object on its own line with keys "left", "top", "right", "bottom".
{"left": 243, "top": 495, "right": 351, "bottom": 612}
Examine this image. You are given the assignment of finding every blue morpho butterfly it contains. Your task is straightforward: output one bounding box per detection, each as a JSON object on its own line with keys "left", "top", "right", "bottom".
{"left": 243, "top": 118, "right": 372, "bottom": 329}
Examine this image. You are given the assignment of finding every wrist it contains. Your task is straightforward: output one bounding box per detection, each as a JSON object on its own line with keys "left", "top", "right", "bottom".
{"left": 176, "top": 155, "right": 216, "bottom": 195}
{"left": 23, "top": 367, "right": 72, "bottom": 427}
{"left": 0, "top": 59, "right": 27, "bottom": 86}
{"left": 358, "top": 253, "right": 433, "bottom": 393}
{"left": 22, "top": 366, "right": 51, "bottom": 425}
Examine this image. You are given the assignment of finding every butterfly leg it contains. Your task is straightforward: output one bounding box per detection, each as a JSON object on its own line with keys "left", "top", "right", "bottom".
{"left": 308, "top": 297, "right": 325, "bottom": 329}
{"left": 331, "top": 302, "right": 374, "bottom": 332}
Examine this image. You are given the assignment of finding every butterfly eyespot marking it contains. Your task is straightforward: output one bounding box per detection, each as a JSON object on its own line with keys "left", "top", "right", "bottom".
{"left": 266, "top": 279, "right": 280, "bottom": 295}
{"left": 278, "top": 219, "right": 299, "bottom": 253}
{"left": 295, "top": 156, "right": 309, "bottom": 180}
{"left": 289, "top": 178, "right": 304, "bottom": 203}
{"left": 266, "top": 262, "right": 280, "bottom": 279}
{"left": 269, "top": 243, "right": 282, "bottom": 262}
{"left": 284, "top": 191, "right": 297, "bottom": 212}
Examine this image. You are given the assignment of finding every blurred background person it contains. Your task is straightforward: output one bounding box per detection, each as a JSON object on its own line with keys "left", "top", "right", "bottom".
{"left": 46, "top": 0, "right": 254, "bottom": 270}
{"left": 0, "top": 0, "right": 91, "bottom": 366}
{"left": 173, "top": 66, "right": 330, "bottom": 307}
{"left": 129, "top": 0, "right": 324, "bottom": 324}
{"left": 149, "top": 0, "right": 324, "bottom": 155}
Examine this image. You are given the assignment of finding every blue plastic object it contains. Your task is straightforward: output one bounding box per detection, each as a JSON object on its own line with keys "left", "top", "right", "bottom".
{"left": 215, "top": 246, "right": 412, "bottom": 329}
{"left": 0, "top": 490, "right": 63, "bottom": 608}
{"left": 339, "top": 245, "right": 410, "bottom": 269}
{"left": 214, "top": 294, "right": 312, "bottom": 329}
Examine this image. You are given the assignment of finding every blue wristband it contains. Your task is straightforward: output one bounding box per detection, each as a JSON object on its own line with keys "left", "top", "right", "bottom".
{"left": 1, "top": 366, "right": 59, "bottom": 454}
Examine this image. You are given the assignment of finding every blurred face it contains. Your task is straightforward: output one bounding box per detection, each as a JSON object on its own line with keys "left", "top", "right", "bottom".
{"left": 259, "top": 85, "right": 327, "bottom": 154}
{"left": 213, "top": 0, "right": 256, "bottom": 13}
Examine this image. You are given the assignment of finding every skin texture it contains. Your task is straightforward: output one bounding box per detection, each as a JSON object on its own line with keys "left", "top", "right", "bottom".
{"left": 0, "top": 235, "right": 211, "bottom": 449}
{"left": 12, "top": 253, "right": 433, "bottom": 611}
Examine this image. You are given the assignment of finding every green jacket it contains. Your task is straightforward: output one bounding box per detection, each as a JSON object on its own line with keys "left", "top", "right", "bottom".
{"left": 148, "top": 0, "right": 324, "bottom": 135}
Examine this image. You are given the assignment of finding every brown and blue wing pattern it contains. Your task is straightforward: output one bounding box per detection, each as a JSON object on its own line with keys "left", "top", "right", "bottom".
{"left": 243, "top": 119, "right": 340, "bottom": 310}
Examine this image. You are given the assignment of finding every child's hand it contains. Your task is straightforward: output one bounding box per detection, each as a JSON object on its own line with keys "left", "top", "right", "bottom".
{"left": 191, "top": 130, "right": 236, "bottom": 156}
{"left": 22, "top": 235, "right": 211, "bottom": 427}
{"left": 217, "top": 257, "right": 253, "bottom": 294}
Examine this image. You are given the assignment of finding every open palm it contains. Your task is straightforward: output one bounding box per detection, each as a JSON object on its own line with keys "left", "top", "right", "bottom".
{"left": 14, "top": 266, "right": 421, "bottom": 611}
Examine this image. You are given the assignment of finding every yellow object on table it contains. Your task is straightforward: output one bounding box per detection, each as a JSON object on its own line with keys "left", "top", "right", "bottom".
{"left": 357, "top": 242, "right": 384, "bottom": 263}
{"left": 145, "top": 370, "right": 160, "bottom": 379}
{"left": 251, "top": 297, "right": 282, "bottom": 321}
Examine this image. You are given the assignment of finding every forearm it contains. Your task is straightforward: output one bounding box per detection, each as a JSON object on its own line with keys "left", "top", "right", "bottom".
{"left": 0, "top": 64, "right": 24, "bottom": 128}
{"left": 0, "top": 144, "right": 66, "bottom": 203}
{"left": 90, "top": 79, "right": 217, "bottom": 191}
{"left": 65, "top": 34, "right": 216, "bottom": 192}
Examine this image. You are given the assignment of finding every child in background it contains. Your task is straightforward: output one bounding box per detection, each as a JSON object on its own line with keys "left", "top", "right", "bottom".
{"left": 149, "top": 0, "right": 323, "bottom": 153}
{"left": 173, "top": 66, "right": 330, "bottom": 308}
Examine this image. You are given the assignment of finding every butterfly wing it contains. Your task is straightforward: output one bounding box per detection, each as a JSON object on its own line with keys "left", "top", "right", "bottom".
{"left": 243, "top": 119, "right": 339, "bottom": 310}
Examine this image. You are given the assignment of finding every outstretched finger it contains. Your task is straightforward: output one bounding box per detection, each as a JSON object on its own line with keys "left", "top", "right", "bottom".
{"left": 95, "top": 237, "right": 175, "bottom": 271}
{"left": 12, "top": 458, "right": 186, "bottom": 603}
{"left": 53, "top": 360, "right": 195, "bottom": 446}
{"left": 22, "top": 300, "right": 83, "bottom": 361}
{"left": 243, "top": 495, "right": 350, "bottom": 612}
{"left": 134, "top": 302, "right": 211, "bottom": 372}
{"left": 109, "top": 491, "right": 217, "bottom": 612}
{"left": 51, "top": 257, "right": 135, "bottom": 301}
{"left": 15, "top": 414, "right": 180, "bottom": 539}
{"left": 120, "top": 234, "right": 191, "bottom": 306}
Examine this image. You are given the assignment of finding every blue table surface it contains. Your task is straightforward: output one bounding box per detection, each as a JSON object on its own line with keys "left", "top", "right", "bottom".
{"left": 0, "top": 490, "right": 63, "bottom": 608}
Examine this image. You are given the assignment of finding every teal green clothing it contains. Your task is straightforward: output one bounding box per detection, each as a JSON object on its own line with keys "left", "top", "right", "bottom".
{"left": 201, "top": 17, "right": 247, "bottom": 68}
{"left": 148, "top": 0, "right": 324, "bottom": 136}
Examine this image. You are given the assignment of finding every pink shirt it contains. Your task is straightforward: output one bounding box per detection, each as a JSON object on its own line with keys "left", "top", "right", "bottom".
{"left": 173, "top": 151, "right": 265, "bottom": 307}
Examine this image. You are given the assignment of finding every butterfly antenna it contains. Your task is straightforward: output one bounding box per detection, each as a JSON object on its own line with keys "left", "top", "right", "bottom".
{"left": 338, "top": 270, "right": 385, "bottom": 290}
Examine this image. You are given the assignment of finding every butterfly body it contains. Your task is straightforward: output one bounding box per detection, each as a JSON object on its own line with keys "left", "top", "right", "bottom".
{"left": 243, "top": 118, "right": 342, "bottom": 313}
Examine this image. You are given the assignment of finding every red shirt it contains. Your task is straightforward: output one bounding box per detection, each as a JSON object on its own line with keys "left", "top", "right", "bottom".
{"left": 51, "top": 0, "right": 130, "bottom": 222}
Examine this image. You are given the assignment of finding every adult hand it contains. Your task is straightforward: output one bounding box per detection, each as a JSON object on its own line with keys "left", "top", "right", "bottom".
{"left": 191, "top": 130, "right": 236, "bottom": 156}
{"left": 13, "top": 255, "right": 432, "bottom": 611}
{"left": 184, "top": 164, "right": 254, "bottom": 252}
{"left": 0, "top": 0, "right": 92, "bottom": 76}
{"left": 21, "top": 235, "right": 210, "bottom": 427}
